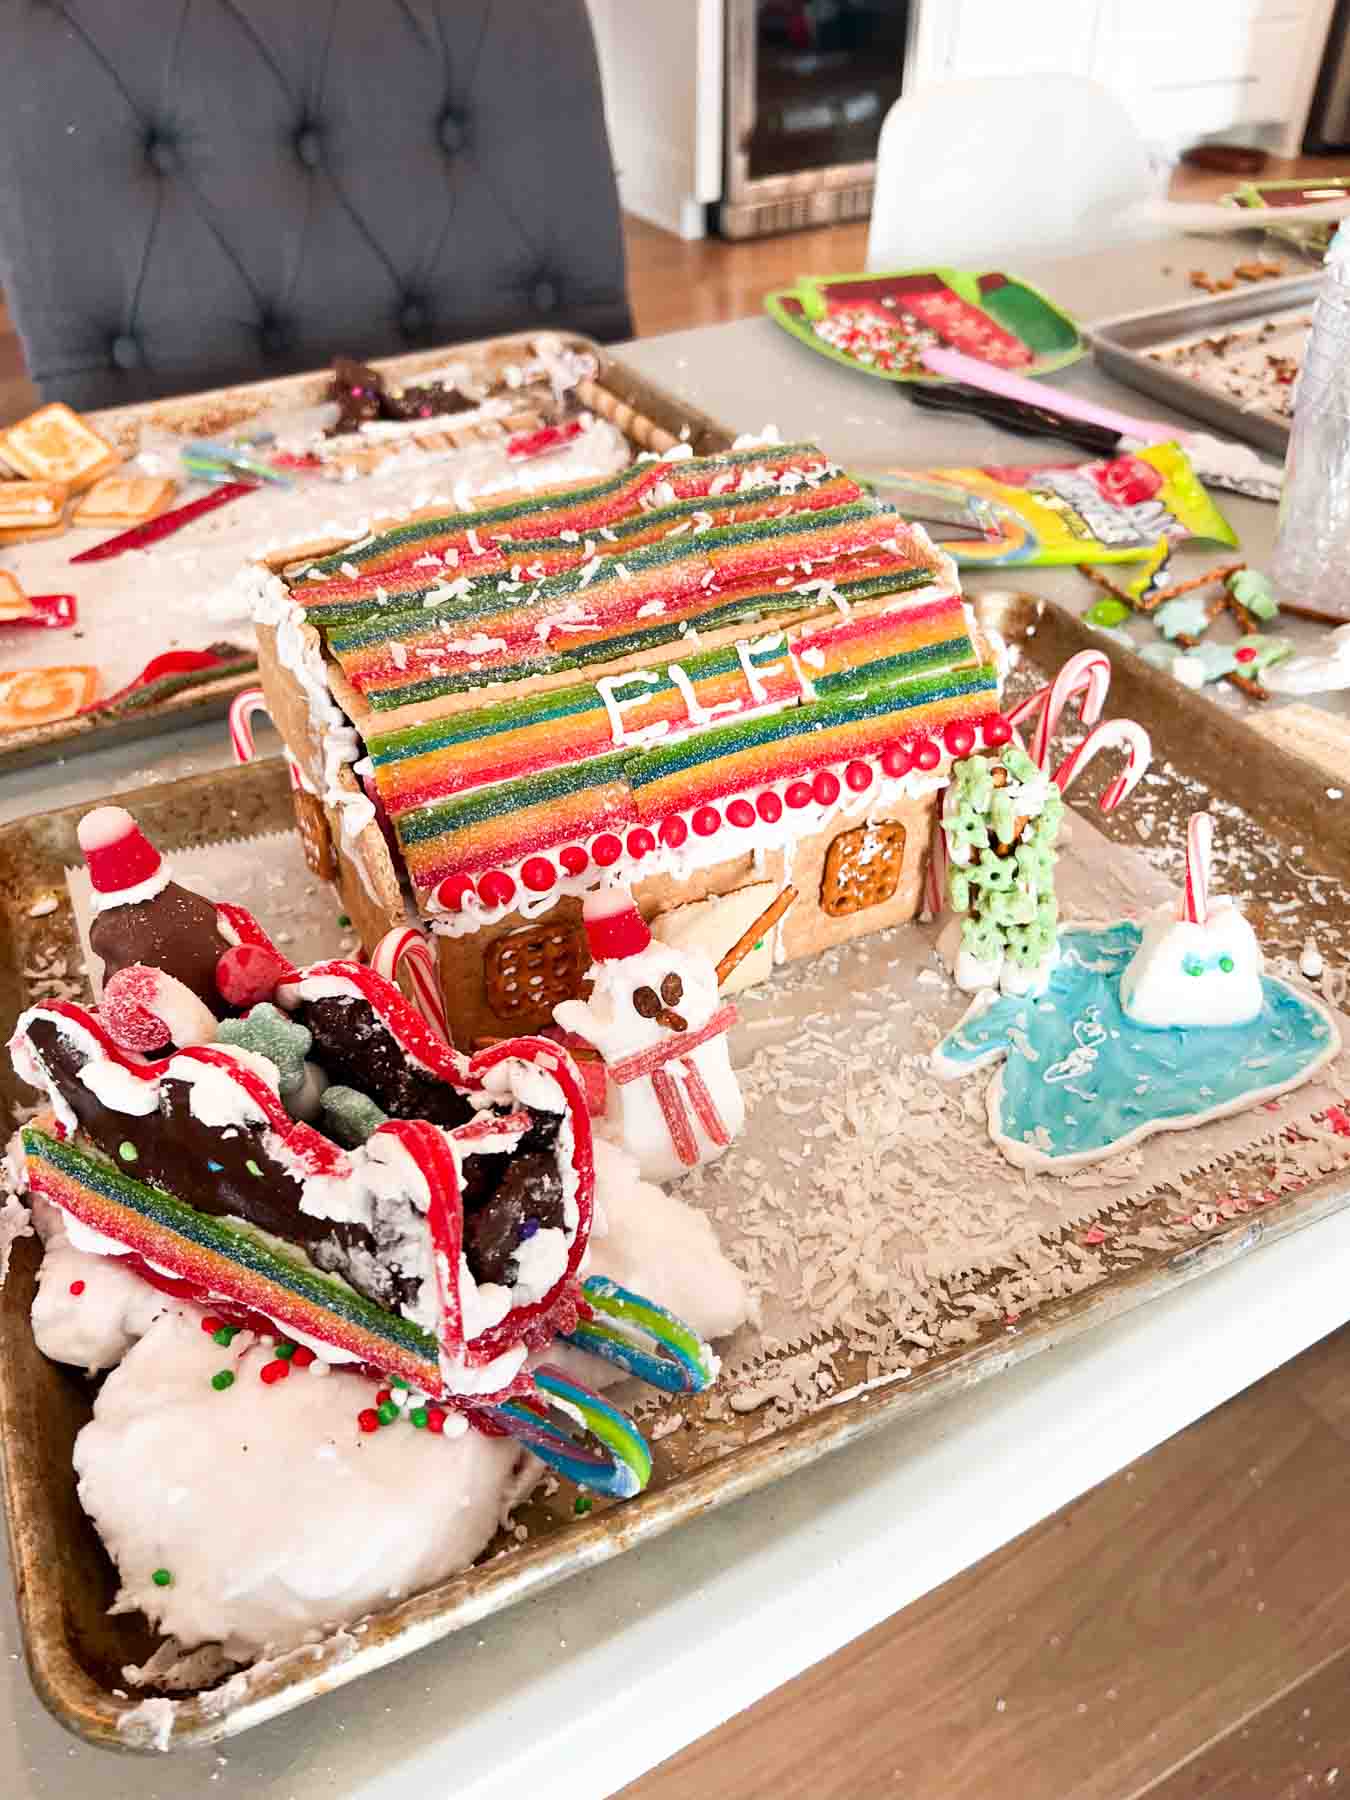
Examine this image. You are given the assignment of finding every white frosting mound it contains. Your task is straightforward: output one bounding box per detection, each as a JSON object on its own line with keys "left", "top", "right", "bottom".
{"left": 74, "top": 1311, "right": 532, "bottom": 1659}
{"left": 589, "top": 1136, "right": 751, "bottom": 1342}
{"left": 31, "top": 1200, "right": 169, "bottom": 1372}
{"left": 1120, "top": 901, "right": 1264, "bottom": 1029}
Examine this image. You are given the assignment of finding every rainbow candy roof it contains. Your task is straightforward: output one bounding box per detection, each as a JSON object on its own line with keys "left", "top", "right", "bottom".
{"left": 288, "top": 442, "right": 950, "bottom": 715}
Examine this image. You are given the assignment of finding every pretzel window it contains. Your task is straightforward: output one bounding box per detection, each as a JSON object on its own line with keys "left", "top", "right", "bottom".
{"left": 820, "top": 820, "right": 907, "bottom": 917}
{"left": 485, "top": 921, "right": 588, "bottom": 1024}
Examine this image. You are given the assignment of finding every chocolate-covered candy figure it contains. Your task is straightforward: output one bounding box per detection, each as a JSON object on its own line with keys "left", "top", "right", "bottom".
{"left": 79, "top": 807, "right": 231, "bottom": 1014}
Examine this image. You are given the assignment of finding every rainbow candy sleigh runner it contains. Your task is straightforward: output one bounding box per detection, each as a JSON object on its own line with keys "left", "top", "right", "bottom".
{"left": 10, "top": 815, "right": 719, "bottom": 1501}
{"left": 928, "top": 652, "right": 1340, "bottom": 1169}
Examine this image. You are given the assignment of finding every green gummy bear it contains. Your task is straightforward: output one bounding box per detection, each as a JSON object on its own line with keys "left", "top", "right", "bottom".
{"left": 1085, "top": 596, "right": 1132, "bottom": 629}
{"left": 320, "top": 1085, "right": 389, "bottom": 1148}
{"left": 1228, "top": 568, "right": 1279, "bottom": 621}
{"left": 216, "top": 1003, "right": 313, "bottom": 1096}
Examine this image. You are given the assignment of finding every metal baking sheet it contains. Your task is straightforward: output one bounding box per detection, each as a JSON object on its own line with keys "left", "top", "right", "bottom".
{"left": 1089, "top": 272, "right": 1322, "bottom": 455}
{"left": 5, "top": 593, "right": 1350, "bottom": 1750}
{"left": 0, "top": 334, "right": 732, "bottom": 774}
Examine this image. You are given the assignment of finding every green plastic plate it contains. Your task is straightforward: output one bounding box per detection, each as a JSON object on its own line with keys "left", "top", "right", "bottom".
{"left": 765, "top": 265, "right": 1083, "bottom": 383}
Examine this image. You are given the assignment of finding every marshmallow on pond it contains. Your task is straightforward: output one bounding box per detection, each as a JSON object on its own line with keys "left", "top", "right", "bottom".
{"left": 554, "top": 888, "right": 745, "bottom": 1185}
{"left": 1120, "top": 813, "right": 1263, "bottom": 1030}
{"left": 1119, "top": 903, "right": 1264, "bottom": 1029}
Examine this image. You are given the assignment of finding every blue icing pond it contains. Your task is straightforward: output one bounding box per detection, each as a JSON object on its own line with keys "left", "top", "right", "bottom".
{"left": 934, "top": 922, "right": 1336, "bottom": 1165}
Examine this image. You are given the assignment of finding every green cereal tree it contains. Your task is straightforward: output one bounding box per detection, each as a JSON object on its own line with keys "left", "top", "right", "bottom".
{"left": 944, "top": 744, "right": 1064, "bottom": 974}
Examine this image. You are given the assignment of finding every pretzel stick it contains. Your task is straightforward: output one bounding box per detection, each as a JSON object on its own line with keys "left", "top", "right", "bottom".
{"left": 1137, "top": 561, "right": 1246, "bottom": 614}
{"left": 716, "top": 886, "right": 797, "bottom": 987}
{"left": 1077, "top": 566, "right": 1136, "bottom": 605}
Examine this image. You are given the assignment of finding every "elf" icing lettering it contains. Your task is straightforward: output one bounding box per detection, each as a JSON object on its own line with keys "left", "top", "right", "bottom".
{"left": 595, "top": 632, "right": 807, "bottom": 748}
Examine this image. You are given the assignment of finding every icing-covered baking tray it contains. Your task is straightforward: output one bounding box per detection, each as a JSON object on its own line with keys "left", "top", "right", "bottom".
{"left": 5, "top": 593, "right": 1350, "bottom": 1750}
{"left": 0, "top": 334, "right": 734, "bottom": 774}
{"left": 1088, "top": 272, "right": 1322, "bottom": 455}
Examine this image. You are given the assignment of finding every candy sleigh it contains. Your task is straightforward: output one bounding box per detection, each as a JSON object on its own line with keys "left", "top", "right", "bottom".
{"left": 10, "top": 812, "right": 723, "bottom": 1498}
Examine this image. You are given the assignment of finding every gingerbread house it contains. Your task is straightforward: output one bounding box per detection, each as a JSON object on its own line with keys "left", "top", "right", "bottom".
{"left": 251, "top": 437, "right": 1006, "bottom": 1043}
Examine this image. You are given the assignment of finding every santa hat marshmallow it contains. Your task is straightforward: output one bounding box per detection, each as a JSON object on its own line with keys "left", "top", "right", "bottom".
{"left": 77, "top": 806, "right": 164, "bottom": 896}
{"left": 582, "top": 886, "right": 652, "bottom": 961}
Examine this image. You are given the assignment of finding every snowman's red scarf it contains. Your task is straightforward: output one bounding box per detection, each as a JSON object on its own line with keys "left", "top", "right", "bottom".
{"left": 608, "top": 1002, "right": 739, "bottom": 1167}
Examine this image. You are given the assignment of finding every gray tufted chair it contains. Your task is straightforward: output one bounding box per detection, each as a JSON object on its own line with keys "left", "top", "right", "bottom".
{"left": 0, "top": 0, "right": 633, "bottom": 410}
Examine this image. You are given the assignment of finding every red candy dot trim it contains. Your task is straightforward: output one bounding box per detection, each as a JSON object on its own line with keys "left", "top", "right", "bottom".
{"left": 692, "top": 806, "right": 721, "bottom": 837}
{"left": 659, "top": 816, "right": 688, "bottom": 849}
{"left": 726, "top": 798, "right": 756, "bottom": 828}
{"left": 520, "top": 856, "right": 555, "bottom": 893}
{"left": 881, "top": 743, "right": 913, "bottom": 778}
{"left": 558, "top": 844, "right": 589, "bottom": 875}
{"left": 785, "top": 780, "right": 813, "bottom": 809}
{"left": 913, "top": 739, "right": 942, "bottom": 771}
{"left": 812, "top": 770, "right": 840, "bottom": 805}
{"left": 592, "top": 833, "right": 623, "bottom": 867}
{"left": 436, "top": 875, "right": 474, "bottom": 912}
{"left": 626, "top": 827, "right": 655, "bottom": 858}
{"left": 757, "top": 791, "right": 783, "bottom": 823}
{"left": 844, "top": 760, "right": 872, "bottom": 793}
{"left": 478, "top": 870, "right": 516, "bottom": 908}
{"left": 983, "top": 715, "right": 1013, "bottom": 747}
{"left": 944, "top": 721, "right": 976, "bottom": 756}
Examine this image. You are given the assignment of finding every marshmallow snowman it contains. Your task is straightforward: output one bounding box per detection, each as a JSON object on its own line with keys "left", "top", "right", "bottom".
{"left": 1120, "top": 813, "right": 1264, "bottom": 1029}
{"left": 554, "top": 889, "right": 745, "bottom": 1185}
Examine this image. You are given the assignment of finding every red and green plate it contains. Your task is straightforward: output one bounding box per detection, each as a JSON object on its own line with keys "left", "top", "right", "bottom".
{"left": 766, "top": 266, "right": 1084, "bottom": 383}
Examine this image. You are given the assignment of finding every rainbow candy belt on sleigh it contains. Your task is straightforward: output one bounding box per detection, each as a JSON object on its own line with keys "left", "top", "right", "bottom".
{"left": 11, "top": 918, "right": 716, "bottom": 1499}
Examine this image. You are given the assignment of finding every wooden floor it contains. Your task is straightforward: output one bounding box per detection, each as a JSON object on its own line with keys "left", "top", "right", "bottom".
{"left": 6, "top": 148, "right": 1350, "bottom": 1797}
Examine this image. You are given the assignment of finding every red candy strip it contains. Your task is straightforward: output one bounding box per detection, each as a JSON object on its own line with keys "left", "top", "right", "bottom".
{"left": 70, "top": 481, "right": 258, "bottom": 563}
{"left": 650, "top": 1067, "right": 698, "bottom": 1167}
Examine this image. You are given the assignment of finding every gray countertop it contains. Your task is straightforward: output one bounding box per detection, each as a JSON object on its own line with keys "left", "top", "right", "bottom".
{"left": 1, "top": 225, "right": 1341, "bottom": 1799}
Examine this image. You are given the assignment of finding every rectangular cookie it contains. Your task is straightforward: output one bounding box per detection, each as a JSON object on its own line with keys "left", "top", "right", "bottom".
{"left": 0, "top": 569, "right": 36, "bottom": 623}
{"left": 72, "top": 473, "right": 177, "bottom": 528}
{"left": 0, "top": 403, "right": 121, "bottom": 492}
{"left": 0, "top": 479, "right": 67, "bottom": 535}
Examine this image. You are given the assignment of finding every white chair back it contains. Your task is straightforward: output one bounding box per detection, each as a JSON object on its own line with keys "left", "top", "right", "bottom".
{"left": 866, "top": 74, "right": 1160, "bottom": 271}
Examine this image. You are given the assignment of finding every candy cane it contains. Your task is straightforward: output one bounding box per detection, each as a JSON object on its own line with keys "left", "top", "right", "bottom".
{"left": 229, "top": 685, "right": 302, "bottom": 791}
{"left": 1051, "top": 718, "right": 1152, "bottom": 812}
{"left": 1006, "top": 650, "right": 1113, "bottom": 771}
{"left": 1183, "top": 811, "right": 1213, "bottom": 925}
{"left": 925, "top": 810, "right": 949, "bottom": 917}
{"left": 371, "top": 926, "right": 450, "bottom": 1041}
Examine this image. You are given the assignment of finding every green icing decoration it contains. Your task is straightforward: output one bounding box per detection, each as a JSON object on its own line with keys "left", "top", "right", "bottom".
{"left": 944, "top": 746, "right": 1063, "bottom": 969}
{"left": 217, "top": 1003, "right": 312, "bottom": 1097}
{"left": 1084, "top": 597, "right": 1131, "bottom": 629}
{"left": 1229, "top": 568, "right": 1279, "bottom": 621}
{"left": 320, "top": 1085, "right": 389, "bottom": 1148}
{"left": 1154, "top": 595, "right": 1212, "bottom": 641}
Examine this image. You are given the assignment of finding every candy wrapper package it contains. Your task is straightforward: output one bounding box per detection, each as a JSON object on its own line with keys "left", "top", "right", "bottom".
{"left": 871, "top": 443, "right": 1237, "bottom": 568}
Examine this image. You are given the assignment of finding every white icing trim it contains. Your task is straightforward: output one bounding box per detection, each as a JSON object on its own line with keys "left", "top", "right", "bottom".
{"left": 89, "top": 864, "right": 171, "bottom": 914}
